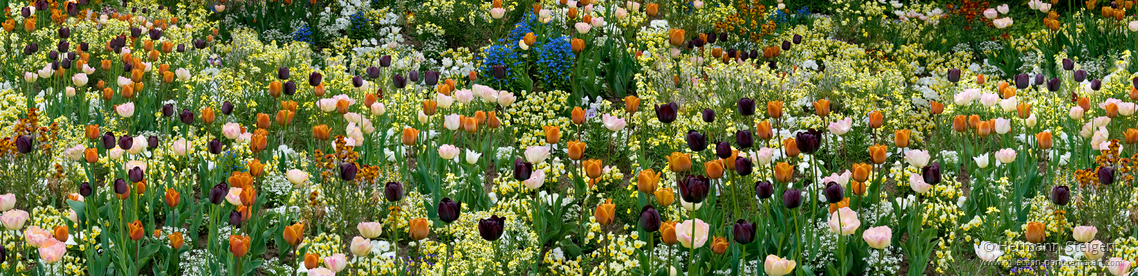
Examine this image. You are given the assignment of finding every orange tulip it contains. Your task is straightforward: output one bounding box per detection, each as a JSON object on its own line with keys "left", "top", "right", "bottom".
{"left": 1106, "top": 103, "right": 1119, "bottom": 118}
{"left": 1016, "top": 103, "right": 1032, "bottom": 119}
{"left": 129, "top": 220, "right": 144, "bottom": 241}
{"left": 852, "top": 163, "right": 872, "bottom": 182}
{"left": 669, "top": 29, "right": 685, "bottom": 47}
{"left": 953, "top": 115, "right": 967, "bottom": 132}
{"left": 667, "top": 152, "right": 692, "bottom": 172}
{"left": 269, "top": 81, "right": 283, "bottom": 97}
{"left": 53, "top": 226, "right": 69, "bottom": 242}
{"left": 165, "top": 188, "right": 180, "bottom": 207}
{"left": 894, "top": 130, "right": 911, "bottom": 148}
{"left": 401, "top": 128, "right": 419, "bottom": 145}
{"left": 248, "top": 159, "right": 265, "bottom": 178}
{"left": 250, "top": 132, "right": 268, "bottom": 153}
{"left": 828, "top": 197, "right": 850, "bottom": 213}
{"left": 624, "top": 96, "right": 640, "bottom": 113}
{"left": 487, "top": 111, "right": 501, "bottom": 128}
{"left": 749, "top": 121, "right": 771, "bottom": 141}
{"left": 523, "top": 32, "right": 536, "bottom": 47}
{"left": 869, "top": 145, "right": 887, "bottom": 164}
{"left": 568, "top": 141, "right": 586, "bottom": 160}
{"left": 544, "top": 126, "right": 561, "bottom": 144}
{"left": 571, "top": 38, "right": 585, "bottom": 53}
{"left": 977, "top": 120, "right": 993, "bottom": 137}
{"left": 705, "top": 159, "right": 725, "bottom": 179}
{"left": 774, "top": 162, "right": 794, "bottom": 183}
{"left": 86, "top": 125, "right": 100, "bottom": 140}
{"left": 646, "top": 3, "right": 659, "bottom": 16}
{"left": 229, "top": 234, "right": 251, "bottom": 257}
{"left": 423, "top": 100, "right": 437, "bottom": 116}
{"left": 660, "top": 221, "right": 678, "bottom": 245}
{"left": 868, "top": 111, "right": 883, "bottom": 128}
{"left": 314, "top": 83, "right": 326, "bottom": 96}
{"left": 930, "top": 101, "right": 944, "bottom": 115}
{"left": 1036, "top": 131, "right": 1053, "bottom": 149}
{"left": 463, "top": 117, "right": 477, "bottom": 133}
{"left": 256, "top": 113, "right": 271, "bottom": 129}
{"left": 276, "top": 110, "right": 295, "bottom": 126}
{"left": 968, "top": 115, "right": 981, "bottom": 130}
{"left": 202, "top": 107, "right": 216, "bottom": 124}
{"left": 1126, "top": 129, "right": 1138, "bottom": 144}
{"left": 813, "top": 99, "right": 831, "bottom": 117}
{"left": 135, "top": 180, "right": 147, "bottom": 195}
{"left": 169, "top": 232, "right": 184, "bottom": 249}
{"left": 583, "top": 159, "right": 603, "bottom": 179}
{"left": 767, "top": 101, "right": 784, "bottom": 119}
{"left": 304, "top": 253, "right": 320, "bottom": 269}
{"left": 283, "top": 222, "right": 304, "bottom": 246}
{"left": 312, "top": 125, "right": 331, "bottom": 141}
{"left": 85, "top": 148, "right": 99, "bottom": 163}
{"left": 1025, "top": 221, "right": 1046, "bottom": 243}
{"left": 595, "top": 199, "right": 616, "bottom": 225}
{"left": 335, "top": 99, "right": 350, "bottom": 114}
{"left": 655, "top": 188, "right": 674, "bottom": 206}
{"left": 1131, "top": 87, "right": 1138, "bottom": 101}
{"left": 851, "top": 181, "right": 866, "bottom": 196}
{"left": 1078, "top": 97, "right": 1091, "bottom": 112}
{"left": 474, "top": 111, "right": 487, "bottom": 125}
{"left": 572, "top": 107, "right": 586, "bottom": 125}
{"left": 711, "top": 237, "right": 729, "bottom": 254}
{"left": 976, "top": 74, "right": 985, "bottom": 84}
{"left": 724, "top": 150, "right": 739, "bottom": 170}
{"left": 408, "top": 218, "right": 431, "bottom": 240}
{"left": 637, "top": 169, "right": 660, "bottom": 194}
{"left": 784, "top": 138, "right": 800, "bottom": 157}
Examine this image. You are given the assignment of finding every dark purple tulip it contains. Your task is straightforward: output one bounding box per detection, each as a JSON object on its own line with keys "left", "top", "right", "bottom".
{"left": 180, "top": 109, "right": 194, "bottom": 125}
{"left": 678, "top": 175, "right": 710, "bottom": 203}
{"left": 284, "top": 81, "right": 297, "bottom": 95}
{"left": 1034, "top": 74, "right": 1045, "bottom": 85}
{"left": 278, "top": 67, "right": 289, "bottom": 80}
{"left": 392, "top": 74, "right": 407, "bottom": 89}
{"left": 48, "top": 50, "right": 59, "bottom": 61}
{"left": 79, "top": 182, "right": 93, "bottom": 197}
{"left": 379, "top": 55, "right": 392, "bottom": 68}
{"left": 823, "top": 182, "right": 844, "bottom": 203}
{"left": 21, "top": 7, "right": 31, "bottom": 17}
{"left": 726, "top": 49, "right": 737, "bottom": 59}
{"left": 176, "top": 44, "right": 185, "bottom": 52}
{"left": 367, "top": 66, "right": 380, "bottom": 79}
{"left": 66, "top": 51, "right": 75, "bottom": 60}
{"left": 782, "top": 189, "right": 802, "bottom": 209}
{"left": 1062, "top": 58, "right": 1074, "bottom": 70}
{"left": 686, "top": 131, "right": 707, "bottom": 152}
{"left": 706, "top": 32, "right": 717, "bottom": 43}
{"left": 61, "top": 59, "right": 72, "bottom": 70}
{"left": 719, "top": 32, "right": 728, "bottom": 43}
{"left": 23, "top": 43, "right": 37, "bottom": 55}
{"left": 1047, "top": 78, "right": 1061, "bottom": 92}
{"left": 228, "top": 210, "right": 242, "bottom": 226}
{"left": 209, "top": 182, "right": 228, "bottom": 204}
{"left": 686, "top": 40, "right": 696, "bottom": 49}
{"left": 492, "top": 65, "right": 506, "bottom": 79}
{"left": 309, "top": 72, "right": 323, "bottom": 86}
{"left": 639, "top": 205, "right": 661, "bottom": 232}
{"left": 130, "top": 27, "right": 141, "bottom": 38}
{"left": 922, "top": 162, "right": 941, "bottom": 185}
{"left": 384, "top": 182, "right": 404, "bottom": 201}
{"left": 736, "top": 130, "right": 754, "bottom": 149}
{"left": 654, "top": 102, "right": 679, "bottom": 124}
{"left": 161, "top": 104, "right": 174, "bottom": 117}
{"left": 693, "top": 37, "right": 705, "bottom": 48}
{"left": 755, "top": 180, "right": 773, "bottom": 199}
{"left": 122, "top": 62, "right": 133, "bottom": 72}
{"left": 781, "top": 40, "right": 791, "bottom": 51}
{"left": 795, "top": 129, "right": 822, "bottom": 154}
{"left": 58, "top": 27, "right": 71, "bottom": 39}
{"left": 1073, "top": 70, "right": 1087, "bottom": 82}
{"left": 15, "top": 136, "right": 33, "bottom": 153}
{"left": 409, "top": 71, "right": 420, "bottom": 83}
{"left": 737, "top": 97, "right": 755, "bottom": 116}
{"left": 1090, "top": 79, "right": 1101, "bottom": 91}
{"left": 114, "top": 179, "right": 129, "bottom": 195}
{"left": 701, "top": 109, "right": 715, "bottom": 123}
{"left": 513, "top": 158, "right": 533, "bottom": 181}
{"left": 147, "top": 136, "right": 159, "bottom": 149}
{"left": 947, "top": 68, "right": 961, "bottom": 83}
{"left": 1051, "top": 185, "right": 1070, "bottom": 206}
{"left": 66, "top": 2, "right": 78, "bottom": 16}
{"left": 768, "top": 61, "right": 778, "bottom": 70}
{"left": 793, "top": 34, "right": 803, "bottom": 44}
{"left": 735, "top": 157, "right": 753, "bottom": 176}
{"left": 733, "top": 219, "right": 756, "bottom": 244}
{"left": 352, "top": 76, "right": 364, "bottom": 88}
{"left": 129, "top": 167, "right": 144, "bottom": 182}
{"left": 1098, "top": 166, "right": 1115, "bottom": 185}
{"left": 715, "top": 141, "right": 732, "bottom": 159}
{"left": 208, "top": 139, "right": 222, "bottom": 154}
{"left": 148, "top": 28, "right": 162, "bottom": 40}
{"left": 749, "top": 50, "right": 759, "bottom": 60}
{"left": 340, "top": 163, "right": 358, "bottom": 181}
{"left": 221, "top": 102, "right": 234, "bottom": 115}
{"left": 437, "top": 198, "right": 462, "bottom": 223}
{"left": 101, "top": 132, "right": 115, "bottom": 149}
{"left": 424, "top": 71, "right": 440, "bottom": 86}
{"left": 1015, "top": 73, "right": 1029, "bottom": 89}
{"left": 193, "top": 39, "right": 207, "bottom": 49}
{"left": 1133, "top": 77, "right": 1138, "bottom": 90}
{"left": 478, "top": 215, "right": 506, "bottom": 241}
{"left": 118, "top": 135, "right": 133, "bottom": 150}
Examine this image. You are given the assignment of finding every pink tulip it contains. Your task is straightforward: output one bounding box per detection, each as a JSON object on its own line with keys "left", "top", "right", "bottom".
{"left": 25, "top": 226, "right": 53, "bottom": 247}
{"left": 676, "top": 219, "right": 710, "bottom": 249}
{"left": 350, "top": 236, "right": 373, "bottom": 257}
{"left": 828, "top": 207, "right": 861, "bottom": 235}
{"left": 116, "top": 102, "right": 135, "bottom": 117}
{"left": 324, "top": 253, "right": 347, "bottom": 272}
{"left": 226, "top": 187, "right": 244, "bottom": 206}
{"left": 0, "top": 194, "right": 15, "bottom": 211}
{"left": 1, "top": 209, "right": 29, "bottom": 230}
{"left": 358, "top": 222, "right": 383, "bottom": 239}
{"left": 38, "top": 238, "right": 66, "bottom": 264}
{"left": 862, "top": 226, "right": 892, "bottom": 249}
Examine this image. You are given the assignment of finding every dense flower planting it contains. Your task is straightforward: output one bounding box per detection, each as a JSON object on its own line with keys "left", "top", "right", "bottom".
{"left": 3, "top": 0, "right": 1138, "bottom": 275}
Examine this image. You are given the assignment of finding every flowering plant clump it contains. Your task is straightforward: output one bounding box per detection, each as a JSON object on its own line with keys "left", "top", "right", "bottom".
{"left": 5, "top": 0, "right": 1138, "bottom": 275}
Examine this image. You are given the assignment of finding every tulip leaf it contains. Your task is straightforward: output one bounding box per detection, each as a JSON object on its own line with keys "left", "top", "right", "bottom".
{"left": 137, "top": 244, "right": 162, "bottom": 265}
{"left": 66, "top": 199, "right": 86, "bottom": 227}
{"left": 559, "top": 239, "right": 581, "bottom": 257}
